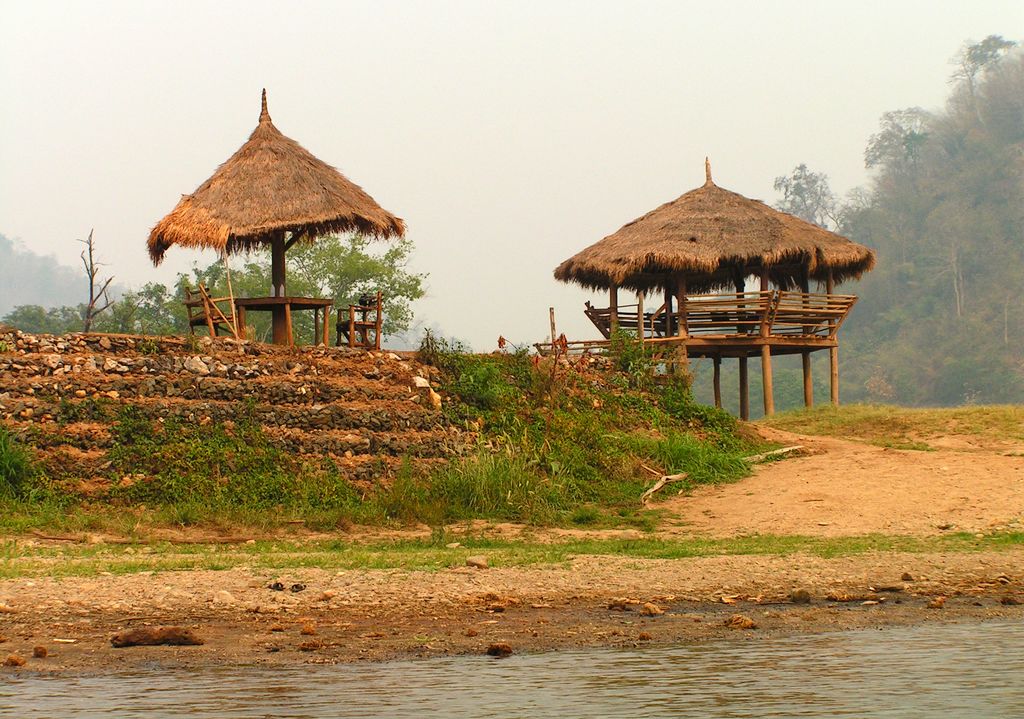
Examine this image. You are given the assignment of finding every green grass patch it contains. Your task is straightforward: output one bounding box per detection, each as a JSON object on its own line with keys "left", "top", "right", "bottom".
{"left": 1, "top": 531, "right": 1021, "bottom": 579}
{"left": 761, "top": 404, "right": 1024, "bottom": 448}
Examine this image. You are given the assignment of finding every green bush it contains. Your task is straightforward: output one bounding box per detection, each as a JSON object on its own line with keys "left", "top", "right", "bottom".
{"left": 0, "top": 428, "right": 36, "bottom": 498}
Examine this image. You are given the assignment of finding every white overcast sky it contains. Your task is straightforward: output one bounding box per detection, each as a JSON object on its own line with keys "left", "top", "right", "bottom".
{"left": 1, "top": 0, "right": 1021, "bottom": 348}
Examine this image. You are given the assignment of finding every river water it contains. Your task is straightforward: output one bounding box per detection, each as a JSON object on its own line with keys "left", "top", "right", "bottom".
{"left": 3, "top": 620, "right": 1022, "bottom": 718}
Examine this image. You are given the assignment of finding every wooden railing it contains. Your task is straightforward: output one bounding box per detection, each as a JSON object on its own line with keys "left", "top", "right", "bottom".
{"left": 582, "top": 291, "right": 857, "bottom": 341}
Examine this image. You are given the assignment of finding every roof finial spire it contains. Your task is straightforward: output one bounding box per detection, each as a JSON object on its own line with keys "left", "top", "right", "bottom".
{"left": 704, "top": 157, "right": 713, "bottom": 185}
{"left": 260, "top": 88, "right": 269, "bottom": 122}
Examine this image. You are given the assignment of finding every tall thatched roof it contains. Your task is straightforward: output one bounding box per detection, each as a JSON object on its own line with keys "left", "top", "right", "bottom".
{"left": 554, "top": 162, "right": 875, "bottom": 293}
{"left": 148, "top": 90, "right": 405, "bottom": 265}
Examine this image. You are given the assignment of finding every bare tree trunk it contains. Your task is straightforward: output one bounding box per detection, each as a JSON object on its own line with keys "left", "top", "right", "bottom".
{"left": 80, "top": 229, "right": 114, "bottom": 332}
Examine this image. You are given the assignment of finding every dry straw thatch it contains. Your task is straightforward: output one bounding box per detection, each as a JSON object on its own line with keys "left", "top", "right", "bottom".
{"left": 148, "top": 90, "right": 405, "bottom": 265}
{"left": 554, "top": 161, "right": 875, "bottom": 293}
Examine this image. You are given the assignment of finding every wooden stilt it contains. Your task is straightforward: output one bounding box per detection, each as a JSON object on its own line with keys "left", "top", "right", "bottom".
{"left": 761, "top": 345, "right": 775, "bottom": 416}
{"left": 827, "top": 271, "right": 839, "bottom": 406}
{"left": 798, "top": 269, "right": 812, "bottom": 408}
{"left": 739, "top": 357, "right": 749, "bottom": 421}
{"left": 609, "top": 286, "right": 619, "bottom": 332}
{"left": 549, "top": 307, "right": 557, "bottom": 344}
{"left": 713, "top": 356, "right": 722, "bottom": 409}
{"left": 759, "top": 270, "right": 774, "bottom": 416}
{"left": 270, "top": 231, "right": 289, "bottom": 345}
{"left": 637, "top": 291, "right": 645, "bottom": 345}
{"left": 676, "top": 277, "right": 689, "bottom": 371}
{"left": 664, "top": 281, "right": 675, "bottom": 337}
{"left": 322, "top": 305, "right": 330, "bottom": 346}
{"left": 802, "top": 352, "right": 813, "bottom": 408}
{"left": 284, "top": 302, "right": 294, "bottom": 347}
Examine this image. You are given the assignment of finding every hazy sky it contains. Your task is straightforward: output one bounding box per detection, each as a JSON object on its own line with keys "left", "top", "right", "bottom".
{"left": 2, "top": 1, "right": 1021, "bottom": 348}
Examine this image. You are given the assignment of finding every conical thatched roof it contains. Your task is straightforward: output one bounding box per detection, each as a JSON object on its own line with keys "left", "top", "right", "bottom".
{"left": 148, "top": 90, "right": 405, "bottom": 265}
{"left": 554, "top": 162, "right": 875, "bottom": 293}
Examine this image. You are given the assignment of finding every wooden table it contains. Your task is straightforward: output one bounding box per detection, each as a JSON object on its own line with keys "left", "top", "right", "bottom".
{"left": 233, "top": 296, "right": 333, "bottom": 346}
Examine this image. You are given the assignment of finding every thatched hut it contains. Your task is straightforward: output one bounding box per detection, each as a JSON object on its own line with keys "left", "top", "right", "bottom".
{"left": 553, "top": 161, "right": 876, "bottom": 418}
{"left": 148, "top": 90, "right": 404, "bottom": 344}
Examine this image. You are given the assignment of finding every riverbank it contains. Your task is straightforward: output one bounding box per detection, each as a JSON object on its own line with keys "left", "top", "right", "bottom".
{"left": 2, "top": 536, "right": 1022, "bottom": 673}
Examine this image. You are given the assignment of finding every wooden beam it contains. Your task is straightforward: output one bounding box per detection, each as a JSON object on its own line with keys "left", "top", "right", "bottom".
{"left": 283, "top": 229, "right": 306, "bottom": 252}
{"left": 270, "top": 231, "right": 289, "bottom": 344}
{"left": 664, "top": 280, "right": 675, "bottom": 337}
{"left": 827, "top": 271, "right": 839, "bottom": 406}
{"left": 713, "top": 356, "right": 722, "bottom": 409}
{"left": 739, "top": 357, "right": 749, "bottom": 421}
{"left": 549, "top": 307, "right": 557, "bottom": 344}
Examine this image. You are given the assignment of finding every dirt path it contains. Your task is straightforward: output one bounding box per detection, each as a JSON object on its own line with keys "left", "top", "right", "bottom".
{"left": 663, "top": 428, "right": 1024, "bottom": 538}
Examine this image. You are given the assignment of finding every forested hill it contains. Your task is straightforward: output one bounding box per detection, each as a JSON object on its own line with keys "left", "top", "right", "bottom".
{"left": 838, "top": 41, "right": 1023, "bottom": 406}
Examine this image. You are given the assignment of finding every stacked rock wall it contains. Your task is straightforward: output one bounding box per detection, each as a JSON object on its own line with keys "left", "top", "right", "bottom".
{"left": 0, "top": 329, "right": 473, "bottom": 492}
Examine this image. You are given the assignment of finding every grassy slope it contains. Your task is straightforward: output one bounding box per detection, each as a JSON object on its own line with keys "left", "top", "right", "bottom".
{"left": 0, "top": 339, "right": 762, "bottom": 533}
{"left": 761, "top": 404, "right": 1024, "bottom": 450}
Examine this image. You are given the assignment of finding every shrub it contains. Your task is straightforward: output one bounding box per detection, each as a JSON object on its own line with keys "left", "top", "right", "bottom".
{"left": 0, "top": 428, "right": 36, "bottom": 498}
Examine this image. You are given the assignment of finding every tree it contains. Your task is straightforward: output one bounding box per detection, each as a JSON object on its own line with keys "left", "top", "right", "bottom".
{"left": 92, "top": 282, "right": 188, "bottom": 336}
{"left": 2, "top": 304, "right": 83, "bottom": 334}
{"left": 772, "top": 164, "right": 841, "bottom": 229}
{"left": 79, "top": 229, "right": 114, "bottom": 332}
{"left": 950, "top": 35, "right": 1018, "bottom": 120}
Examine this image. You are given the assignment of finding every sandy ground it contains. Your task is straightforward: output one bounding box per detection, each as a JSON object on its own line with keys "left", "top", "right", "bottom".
{"left": 666, "top": 428, "right": 1024, "bottom": 538}
{"left": 2, "top": 428, "right": 1023, "bottom": 673}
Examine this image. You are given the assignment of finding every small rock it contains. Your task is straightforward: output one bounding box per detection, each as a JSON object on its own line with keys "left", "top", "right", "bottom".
{"left": 445, "top": 542, "right": 461, "bottom": 549}
{"left": 486, "top": 643, "right": 513, "bottom": 657}
{"left": 317, "top": 590, "right": 336, "bottom": 601}
{"left": 3, "top": 654, "right": 26, "bottom": 667}
{"left": 428, "top": 388, "right": 442, "bottom": 410}
{"left": 298, "top": 640, "right": 323, "bottom": 652}
{"left": 901, "top": 572, "right": 915, "bottom": 582}
{"left": 111, "top": 626, "right": 204, "bottom": 647}
{"left": 300, "top": 623, "right": 317, "bottom": 636}
{"left": 927, "top": 596, "right": 947, "bottom": 609}
{"left": 214, "top": 590, "right": 238, "bottom": 605}
{"left": 725, "top": 614, "right": 757, "bottom": 630}
{"left": 464, "top": 628, "right": 479, "bottom": 637}
{"left": 640, "top": 602, "right": 664, "bottom": 616}
{"left": 98, "top": 337, "right": 112, "bottom": 350}
{"left": 184, "top": 356, "right": 211, "bottom": 375}
{"left": 638, "top": 632, "right": 652, "bottom": 641}
{"left": 789, "top": 589, "right": 812, "bottom": 604}
{"left": 466, "top": 556, "right": 488, "bottom": 569}
{"left": 32, "top": 646, "right": 47, "bottom": 658}
{"left": 412, "top": 376, "right": 431, "bottom": 389}
{"left": 74, "top": 389, "right": 87, "bottom": 398}
{"left": 1000, "top": 596, "right": 1021, "bottom": 606}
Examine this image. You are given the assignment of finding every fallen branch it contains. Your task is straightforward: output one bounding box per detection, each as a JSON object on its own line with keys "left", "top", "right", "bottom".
{"left": 641, "top": 472, "right": 688, "bottom": 505}
{"left": 744, "top": 445, "right": 804, "bottom": 463}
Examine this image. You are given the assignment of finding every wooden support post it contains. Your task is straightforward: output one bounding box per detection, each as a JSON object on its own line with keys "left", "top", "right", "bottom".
{"left": 734, "top": 271, "right": 746, "bottom": 335}
{"left": 664, "top": 281, "right": 674, "bottom": 337}
{"left": 637, "top": 291, "right": 645, "bottom": 345}
{"left": 609, "top": 286, "right": 619, "bottom": 332}
{"left": 759, "top": 270, "right": 774, "bottom": 416}
{"left": 270, "top": 231, "right": 289, "bottom": 344}
{"left": 549, "top": 307, "right": 557, "bottom": 344}
{"left": 713, "top": 356, "right": 722, "bottom": 409}
{"left": 827, "top": 271, "right": 839, "bottom": 406}
{"left": 761, "top": 345, "right": 775, "bottom": 416}
{"left": 313, "top": 308, "right": 319, "bottom": 346}
{"left": 799, "top": 270, "right": 812, "bottom": 408}
{"left": 322, "top": 305, "right": 330, "bottom": 346}
{"left": 739, "top": 357, "right": 749, "bottom": 421}
{"left": 676, "top": 277, "right": 689, "bottom": 370}
{"left": 802, "top": 352, "right": 813, "bottom": 408}
{"left": 348, "top": 305, "right": 356, "bottom": 349}
{"left": 235, "top": 305, "right": 246, "bottom": 341}
{"left": 284, "top": 302, "right": 294, "bottom": 347}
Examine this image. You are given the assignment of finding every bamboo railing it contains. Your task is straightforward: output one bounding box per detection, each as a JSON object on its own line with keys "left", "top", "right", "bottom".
{"left": 542, "top": 291, "right": 857, "bottom": 355}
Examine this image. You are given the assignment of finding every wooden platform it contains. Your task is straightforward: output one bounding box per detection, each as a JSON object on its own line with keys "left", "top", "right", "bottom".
{"left": 537, "top": 290, "right": 858, "bottom": 420}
